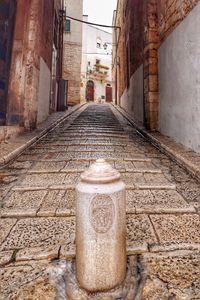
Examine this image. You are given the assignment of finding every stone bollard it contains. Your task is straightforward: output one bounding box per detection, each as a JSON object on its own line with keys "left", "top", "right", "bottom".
{"left": 75, "top": 159, "right": 126, "bottom": 293}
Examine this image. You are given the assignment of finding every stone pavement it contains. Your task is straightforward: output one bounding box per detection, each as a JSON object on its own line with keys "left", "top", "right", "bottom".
{"left": 114, "top": 104, "right": 200, "bottom": 183}
{"left": 0, "top": 104, "right": 199, "bottom": 299}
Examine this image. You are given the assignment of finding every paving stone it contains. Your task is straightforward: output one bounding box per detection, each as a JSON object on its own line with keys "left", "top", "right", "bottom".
{"left": 132, "top": 160, "right": 157, "bottom": 170}
{"left": 0, "top": 250, "right": 13, "bottom": 266}
{"left": 17, "top": 154, "right": 42, "bottom": 161}
{"left": 122, "top": 172, "right": 146, "bottom": 187}
{"left": 63, "top": 173, "right": 80, "bottom": 185}
{"left": 19, "top": 173, "right": 66, "bottom": 187}
{"left": 127, "top": 189, "right": 195, "bottom": 213}
{"left": 177, "top": 182, "right": 200, "bottom": 202}
{"left": 62, "top": 160, "right": 89, "bottom": 172}
{"left": 0, "top": 218, "right": 17, "bottom": 245}
{"left": 56, "top": 189, "right": 75, "bottom": 215}
{"left": 0, "top": 174, "right": 18, "bottom": 185}
{"left": 8, "top": 161, "right": 33, "bottom": 169}
{"left": 41, "top": 152, "right": 60, "bottom": 160}
{"left": 114, "top": 160, "right": 126, "bottom": 171}
{"left": 0, "top": 261, "right": 56, "bottom": 300}
{"left": 1, "top": 190, "right": 47, "bottom": 217}
{"left": 58, "top": 151, "right": 92, "bottom": 160}
{"left": 38, "top": 189, "right": 75, "bottom": 217}
{"left": 29, "top": 161, "right": 66, "bottom": 173}
{"left": 0, "top": 188, "right": 8, "bottom": 202}
{"left": 16, "top": 245, "right": 60, "bottom": 261}
{"left": 124, "top": 161, "right": 134, "bottom": 170}
{"left": 67, "top": 145, "right": 88, "bottom": 151}
{"left": 140, "top": 251, "right": 200, "bottom": 299}
{"left": 126, "top": 214, "right": 157, "bottom": 252}
{"left": 143, "top": 173, "right": 173, "bottom": 186}
{"left": 126, "top": 190, "right": 153, "bottom": 213}
{"left": 59, "top": 237, "right": 76, "bottom": 259}
{"left": 150, "top": 214, "right": 200, "bottom": 244}
{"left": 1, "top": 217, "right": 75, "bottom": 250}
{"left": 88, "top": 145, "right": 115, "bottom": 152}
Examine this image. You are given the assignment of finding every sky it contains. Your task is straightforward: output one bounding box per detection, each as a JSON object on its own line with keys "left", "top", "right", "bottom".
{"left": 83, "top": 0, "right": 117, "bottom": 32}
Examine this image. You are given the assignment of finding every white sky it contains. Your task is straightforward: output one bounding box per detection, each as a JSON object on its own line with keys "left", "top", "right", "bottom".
{"left": 83, "top": 0, "right": 117, "bottom": 32}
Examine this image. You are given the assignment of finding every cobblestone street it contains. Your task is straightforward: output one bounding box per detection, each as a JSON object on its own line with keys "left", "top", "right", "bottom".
{"left": 0, "top": 104, "right": 200, "bottom": 299}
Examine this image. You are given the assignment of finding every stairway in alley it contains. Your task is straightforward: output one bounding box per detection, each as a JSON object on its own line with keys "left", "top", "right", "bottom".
{"left": 0, "top": 104, "right": 199, "bottom": 299}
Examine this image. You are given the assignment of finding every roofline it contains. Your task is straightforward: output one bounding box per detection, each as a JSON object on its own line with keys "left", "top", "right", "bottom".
{"left": 88, "top": 24, "right": 112, "bottom": 35}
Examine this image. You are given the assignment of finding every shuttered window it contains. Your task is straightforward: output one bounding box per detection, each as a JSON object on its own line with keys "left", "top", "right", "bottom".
{"left": 65, "top": 19, "right": 71, "bottom": 32}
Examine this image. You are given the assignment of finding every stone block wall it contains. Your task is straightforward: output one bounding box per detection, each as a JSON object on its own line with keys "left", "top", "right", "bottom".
{"left": 63, "top": 42, "right": 82, "bottom": 105}
{"left": 158, "top": 0, "right": 199, "bottom": 42}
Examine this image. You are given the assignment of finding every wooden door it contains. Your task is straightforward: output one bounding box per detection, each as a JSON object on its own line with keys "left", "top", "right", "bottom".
{"left": 0, "top": 0, "right": 16, "bottom": 124}
{"left": 86, "top": 80, "right": 94, "bottom": 101}
{"left": 106, "top": 85, "right": 112, "bottom": 102}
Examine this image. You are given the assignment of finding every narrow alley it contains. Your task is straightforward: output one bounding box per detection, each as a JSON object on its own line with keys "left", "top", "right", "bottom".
{"left": 0, "top": 103, "right": 199, "bottom": 299}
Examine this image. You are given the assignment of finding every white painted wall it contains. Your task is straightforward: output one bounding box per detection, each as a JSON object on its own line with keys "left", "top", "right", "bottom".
{"left": 64, "top": 0, "right": 83, "bottom": 44}
{"left": 159, "top": 2, "right": 200, "bottom": 153}
{"left": 37, "top": 58, "right": 51, "bottom": 124}
{"left": 120, "top": 65, "right": 144, "bottom": 124}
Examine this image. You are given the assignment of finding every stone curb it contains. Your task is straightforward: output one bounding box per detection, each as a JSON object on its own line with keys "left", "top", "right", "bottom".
{"left": 0, "top": 103, "right": 87, "bottom": 168}
{"left": 112, "top": 104, "right": 200, "bottom": 182}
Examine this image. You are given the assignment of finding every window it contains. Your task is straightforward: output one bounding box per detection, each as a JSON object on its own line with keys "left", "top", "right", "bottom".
{"left": 65, "top": 19, "right": 71, "bottom": 32}
{"left": 96, "top": 38, "right": 102, "bottom": 48}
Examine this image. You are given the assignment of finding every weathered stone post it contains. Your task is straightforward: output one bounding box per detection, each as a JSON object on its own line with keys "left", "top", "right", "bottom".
{"left": 75, "top": 159, "right": 126, "bottom": 292}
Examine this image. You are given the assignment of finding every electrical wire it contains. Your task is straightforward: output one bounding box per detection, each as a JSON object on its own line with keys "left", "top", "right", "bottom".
{"left": 83, "top": 53, "right": 112, "bottom": 55}
{"left": 65, "top": 15, "right": 121, "bottom": 30}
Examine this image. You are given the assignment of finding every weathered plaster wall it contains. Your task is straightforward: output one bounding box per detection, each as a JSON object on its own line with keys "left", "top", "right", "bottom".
{"left": 7, "top": 0, "right": 55, "bottom": 130}
{"left": 37, "top": 58, "right": 51, "bottom": 123}
{"left": 159, "top": 1, "right": 200, "bottom": 153}
{"left": 120, "top": 65, "right": 144, "bottom": 124}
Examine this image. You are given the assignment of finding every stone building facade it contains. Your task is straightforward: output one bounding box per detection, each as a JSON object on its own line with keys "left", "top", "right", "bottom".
{"left": 0, "top": 0, "right": 64, "bottom": 133}
{"left": 113, "top": 0, "right": 200, "bottom": 153}
{"left": 63, "top": 0, "right": 83, "bottom": 105}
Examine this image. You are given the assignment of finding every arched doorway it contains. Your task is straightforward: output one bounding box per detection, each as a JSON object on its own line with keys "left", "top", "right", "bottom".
{"left": 106, "top": 84, "right": 112, "bottom": 102}
{"left": 86, "top": 80, "right": 94, "bottom": 101}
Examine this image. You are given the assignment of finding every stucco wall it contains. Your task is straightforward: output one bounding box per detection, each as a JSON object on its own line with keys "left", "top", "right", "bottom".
{"left": 120, "top": 64, "right": 144, "bottom": 124}
{"left": 37, "top": 58, "right": 51, "bottom": 124}
{"left": 159, "top": 1, "right": 200, "bottom": 153}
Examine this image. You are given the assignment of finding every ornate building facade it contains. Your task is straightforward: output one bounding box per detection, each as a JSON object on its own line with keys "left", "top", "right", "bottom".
{"left": 81, "top": 16, "right": 113, "bottom": 103}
